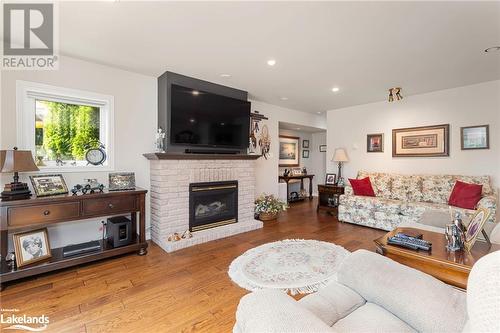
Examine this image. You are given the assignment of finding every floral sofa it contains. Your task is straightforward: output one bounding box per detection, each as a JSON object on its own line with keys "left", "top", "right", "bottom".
{"left": 338, "top": 171, "right": 497, "bottom": 231}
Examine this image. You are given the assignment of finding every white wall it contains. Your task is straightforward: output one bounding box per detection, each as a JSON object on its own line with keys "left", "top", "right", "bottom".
{"left": 326, "top": 80, "right": 500, "bottom": 190}
{"left": 1, "top": 56, "right": 157, "bottom": 248}
{"left": 252, "top": 100, "right": 326, "bottom": 197}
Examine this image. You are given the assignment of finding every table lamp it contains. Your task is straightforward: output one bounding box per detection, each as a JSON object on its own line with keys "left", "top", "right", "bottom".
{"left": 1, "top": 147, "right": 39, "bottom": 201}
{"left": 332, "top": 148, "right": 349, "bottom": 185}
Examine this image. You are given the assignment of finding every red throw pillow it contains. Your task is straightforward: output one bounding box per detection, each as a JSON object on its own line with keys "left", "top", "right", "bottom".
{"left": 349, "top": 177, "right": 376, "bottom": 197}
{"left": 448, "top": 180, "right": 483, "bottom": 210}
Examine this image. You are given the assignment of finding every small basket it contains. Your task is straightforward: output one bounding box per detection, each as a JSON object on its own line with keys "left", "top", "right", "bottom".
{"left": 259, "top": 212, "right": 278, "bottom": 221}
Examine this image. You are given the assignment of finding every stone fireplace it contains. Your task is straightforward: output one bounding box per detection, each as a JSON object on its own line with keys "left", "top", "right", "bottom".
{"left": 145, "top": 153, "right": 263, "bottom": 252}
{"left": 189, "top": 180, "right": 238, "bottom": 232}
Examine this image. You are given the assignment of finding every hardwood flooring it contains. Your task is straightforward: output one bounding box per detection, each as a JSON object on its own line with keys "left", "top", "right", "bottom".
{"left": 0, "top": 199, "right": 385, "bottom": 333}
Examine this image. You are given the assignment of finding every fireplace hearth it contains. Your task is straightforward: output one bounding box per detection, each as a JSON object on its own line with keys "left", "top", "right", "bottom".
{"left": 189, "top": 181, "right": 238, "bottom": 232}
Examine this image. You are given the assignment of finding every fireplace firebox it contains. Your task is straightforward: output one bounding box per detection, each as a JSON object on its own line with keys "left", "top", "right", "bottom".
{"left": 189, "top": 181, "right": 238, "bottom": 232}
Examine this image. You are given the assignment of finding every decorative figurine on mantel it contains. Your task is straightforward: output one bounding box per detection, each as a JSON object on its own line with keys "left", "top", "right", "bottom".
{"left": 155, "top": 128, "right": 166, "bottom": 153}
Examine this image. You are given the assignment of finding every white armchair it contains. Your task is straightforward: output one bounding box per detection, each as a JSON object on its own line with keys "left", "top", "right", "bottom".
{"left": 234, "top": 249, "right": 500, "bottom": 333}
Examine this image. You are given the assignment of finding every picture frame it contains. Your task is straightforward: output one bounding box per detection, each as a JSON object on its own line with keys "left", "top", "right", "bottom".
{"left": 302, "top": 140, "right": 310, "bottom": 148}
{"left": 29, "top": 174, "right": 68, "bottom": 197}
{"left": 109, "top": 172, "right": 136, "bottom": 191}
{"left": 367, "top": 133, "right": 384, "bottom": 153}
{"left": 325, "top": 173, "right": 337, "bottom": 185}
{"left": 279, "top": 135, "right": 300, "bottom": 167}
{"left": 464, "top": 208, "right": 491, "bottom": 252}
{"left": 13, "top": 228, "right": 52, "bottom": 268}
{"left": 392, "top": 124, "right": 449, "bottom": 157}
{"left": 319, "top": 145, "right": 327, "bottom": 152}
{"left": 461, "top": 125, "right": 489, "bottom": 150}
{"left": 302, "top": 150, "right": 309, "bottom": 158}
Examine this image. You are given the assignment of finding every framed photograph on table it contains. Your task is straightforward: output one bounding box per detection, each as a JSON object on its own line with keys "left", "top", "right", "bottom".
{"left": 392, "top": 124, "right": 449, "bottom": 157}
{"left": 279, "top": 135, "right": 300, "bottom": 167}
{"left": 109, "top": 172, "right": 136, "bottom": 191}
{"left": 464, "top": 208, "right": 491, "bottom": 252}
{"left": 461, "top": 125, "right": 489, "bottom": 150}
{"left": 13, "top": 228, "right": 52, "bottom": 268}
{"left": 29, "top": 174, "right": 68, "bottom": 197}
{"left": 367, "top": 133, "right": 384, "bottom": 152}
{"left": 325, "top": 173, "right": 337, "bottom": 185}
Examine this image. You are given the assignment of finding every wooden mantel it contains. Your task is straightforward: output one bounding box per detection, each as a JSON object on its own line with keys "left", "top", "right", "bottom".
{"left": 143, "top": 153, "right": 261, "bottom": 160}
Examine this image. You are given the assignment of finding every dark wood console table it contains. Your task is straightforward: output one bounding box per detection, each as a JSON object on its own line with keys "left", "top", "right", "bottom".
{"left": 0, "top": 189, "right": 148, "bottom": 290}
{"left": 278, "top": 174, "right": 314, "bottom": 203}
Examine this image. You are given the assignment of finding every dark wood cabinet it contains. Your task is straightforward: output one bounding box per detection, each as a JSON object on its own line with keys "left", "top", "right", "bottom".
{"left": 0, "top": 189, "right": 148, "bottom": 290}
{"left": 317, "top": 184, "right": 344, "bottom": 216}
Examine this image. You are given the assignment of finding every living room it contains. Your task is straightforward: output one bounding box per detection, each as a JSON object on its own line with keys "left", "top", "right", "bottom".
{"left": 1, "top": 1, "right": 499, "bottom": 332}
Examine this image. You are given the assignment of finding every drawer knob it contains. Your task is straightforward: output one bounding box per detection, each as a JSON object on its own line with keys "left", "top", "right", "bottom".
{"left": 43, "top": 210, "right": 50, "bottom": 216}
{"left": 108, "top": 203, "right": 114, "bottom": 209}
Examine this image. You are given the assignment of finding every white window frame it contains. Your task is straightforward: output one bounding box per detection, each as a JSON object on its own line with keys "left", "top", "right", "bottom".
{"left": 16, "top": 80, "right": 115, "bottom": 172}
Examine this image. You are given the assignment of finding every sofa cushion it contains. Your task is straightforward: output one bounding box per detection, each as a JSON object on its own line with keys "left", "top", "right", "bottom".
{"left": 358, "top": 171, "right": 392, "bottom": 199}
{"left": 340, "top": 195, "right": 401, "bottom": 215}
{"left": 349, "top": 177, "right": 375, "bottom": 197}
{"left": 453, "top": 175, "right": 493, "bottom": 196}
{"left": 299, "top": 281, "right": 366, "bottom": 326}
{"left": 337, "top": 250, "right": 467, "bottom": 333}
{"left": 448, "top": 181, "right": 483, "bottom": 210}
{"left": 422, "top": 175, "right": 454, "bottom": 204}
{"left": 332, "top": 303, "right": 416, "bottom": 333}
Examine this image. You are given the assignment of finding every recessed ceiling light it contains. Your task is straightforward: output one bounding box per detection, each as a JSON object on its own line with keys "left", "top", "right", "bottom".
{"left": 485, "top": 46, "right": 500, "bottom": 53}
{"left": 267, "top": 59, "right": 276, "bottom": 66}
{"left": 192, "top": 90, "right": 200, "bottom": 96}
{"left": 220, "top": 74, "right": 231, "bottom": 77}
{"left": 331, "top": 87, "right": 340, "bottom": 92}
{"left": 280, "top": 97, "right": 288, "bottom": 101}
{"left": 295, "top": 127, "right": 301, "bottom": 130}
{"left": 317, "top": 111, "right": 322, "bottom": 114}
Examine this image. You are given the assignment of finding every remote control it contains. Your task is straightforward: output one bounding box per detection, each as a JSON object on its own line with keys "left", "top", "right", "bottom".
{"left": 388, "top": 233, "right": 432, "bottom": 251}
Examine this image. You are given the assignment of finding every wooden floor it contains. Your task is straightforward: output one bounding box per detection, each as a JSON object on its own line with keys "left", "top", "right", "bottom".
{"left": 0, "top": 199, "right": 385, "bottom": 333}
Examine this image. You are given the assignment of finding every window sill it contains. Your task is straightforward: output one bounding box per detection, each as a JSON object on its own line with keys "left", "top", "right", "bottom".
{"left": 34, "top": 165, "right": 114, "bottom": 173}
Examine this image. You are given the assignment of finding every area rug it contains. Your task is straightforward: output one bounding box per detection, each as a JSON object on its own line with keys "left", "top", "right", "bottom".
{"left": 228, "top": 239, "right": 349, "bottom": 295}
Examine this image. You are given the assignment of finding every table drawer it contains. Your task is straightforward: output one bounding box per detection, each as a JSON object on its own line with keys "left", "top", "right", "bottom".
{"left": 82, "top": 196, "right": 136, "bottom": 216}
{"left": 8, "top": 202, "right": 80, "bottom": 227}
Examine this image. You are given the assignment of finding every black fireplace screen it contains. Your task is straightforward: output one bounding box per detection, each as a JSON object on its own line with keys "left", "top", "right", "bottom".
{"left": 189, "top": 181, "right": 238, "bottom": 232}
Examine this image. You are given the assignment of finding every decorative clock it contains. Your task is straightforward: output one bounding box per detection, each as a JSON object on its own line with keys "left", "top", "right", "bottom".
{"left": 85, "top": 143, "right": 107, "bottom": 166}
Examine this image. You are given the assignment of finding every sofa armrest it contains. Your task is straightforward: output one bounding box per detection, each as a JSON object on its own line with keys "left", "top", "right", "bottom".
{"left": 343, "top": 184, "right": 353, "bottom": 196}
{"left": 338, "top": 250, "right": 467, "bottom": 333}
{"left": 477, "top": 195, "right": 497, "bottom": 221}
{"left": 234, "top": 290, "right": 335, "bottom": 333}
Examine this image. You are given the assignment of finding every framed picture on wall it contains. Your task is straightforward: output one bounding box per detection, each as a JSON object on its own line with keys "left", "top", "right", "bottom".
{"left": 319, "top": 145, "right": 327, "bottom": 152}
{"left": 279, "top": 135, "right": 300, "bottom": 167}
{"left": 461, "top": 125, "right": 489, "bottom": 150}
{"left": 302, "top": 150, "right": 309, "bottom": 158}
{"left": 392, "top": 124, "right": 449, "bottom": 157}
{"left": 367, "top": 133, "right": 384, "bottom": 152}
{"left": 302, "top": 140, "right": 310, "bottom": 148}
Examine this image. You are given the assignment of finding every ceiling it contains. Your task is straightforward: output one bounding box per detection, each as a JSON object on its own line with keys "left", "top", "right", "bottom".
{"left": 279, "top": 122, "right": 326, "bottom": 133}
{"left": 59, "top": 1, "right": 500, "bottom": 113}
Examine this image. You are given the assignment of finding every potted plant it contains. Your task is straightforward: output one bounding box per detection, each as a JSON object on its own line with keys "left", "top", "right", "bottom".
{"left": 255, "top": 194, "right": 288, "bottom": 221}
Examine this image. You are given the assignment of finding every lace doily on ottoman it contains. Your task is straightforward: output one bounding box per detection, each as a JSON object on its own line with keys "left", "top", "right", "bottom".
{"left": 228, "top": 239, "right": 349, "bottom": 295}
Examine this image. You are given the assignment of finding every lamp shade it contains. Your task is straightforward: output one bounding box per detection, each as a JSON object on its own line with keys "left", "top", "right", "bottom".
{"left": 332, "top": 148, "right": 349, "bottom": 162}
{"left": 0, "top": 148, "right": 39, "bottom": 173}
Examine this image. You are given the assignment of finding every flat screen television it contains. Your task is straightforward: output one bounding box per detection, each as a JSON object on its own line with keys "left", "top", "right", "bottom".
{"left": 170, "top": 84, "right": 250, "bottom": 150}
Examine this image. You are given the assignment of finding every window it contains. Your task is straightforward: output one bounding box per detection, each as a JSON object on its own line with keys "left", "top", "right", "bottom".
{"left": 17, "top": 81, "right": 114, "bottom": 171}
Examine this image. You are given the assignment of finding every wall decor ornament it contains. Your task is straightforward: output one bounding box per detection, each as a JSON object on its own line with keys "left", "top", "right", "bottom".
{"left": 302, "top": 140, "right": 310, "bottom": 148}
{"left": 279, "top": 135, "right": 300, "bottom": 167}
{"left": 319, "top": 145, "right": 327, "bottom": 152}
{"left": 302, "top": 150, "right": 309, "bottom": 158}
{"left": 250, "top": 111, "right": 270, "bottom": 159}
{"left": 461, "top": 125, "right": 489, "bottom": 150}
{"left": 392, "top": 124, "right": 449, "bottom": 157}
{"left": 367, "top": 133, "right": 384, "bottom": 153}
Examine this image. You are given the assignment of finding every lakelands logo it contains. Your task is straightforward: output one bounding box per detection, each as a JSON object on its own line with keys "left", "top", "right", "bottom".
{"left": 1, "top": 310, "right": 49, "bottom": 332}
{"left": 2, "top": 2, "right": 59, "bottom": 70}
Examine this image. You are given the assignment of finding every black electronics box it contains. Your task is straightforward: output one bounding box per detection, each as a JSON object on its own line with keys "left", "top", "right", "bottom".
{"left": 106, "top": 216, "right": 132, "bottom": 248}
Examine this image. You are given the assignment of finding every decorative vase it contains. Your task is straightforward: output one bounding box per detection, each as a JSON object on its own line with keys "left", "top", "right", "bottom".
{"left": 259, "top": 212, "right": 278, "bottom": 221}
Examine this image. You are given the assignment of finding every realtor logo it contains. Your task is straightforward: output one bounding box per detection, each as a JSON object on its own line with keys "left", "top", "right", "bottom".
{"left": 2, "top": 2, "right": 59, "bottom": 70}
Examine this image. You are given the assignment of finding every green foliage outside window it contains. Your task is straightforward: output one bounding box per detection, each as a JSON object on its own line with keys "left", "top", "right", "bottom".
{"left": 39, "top": 101, "right": 100, "bottom": 160}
